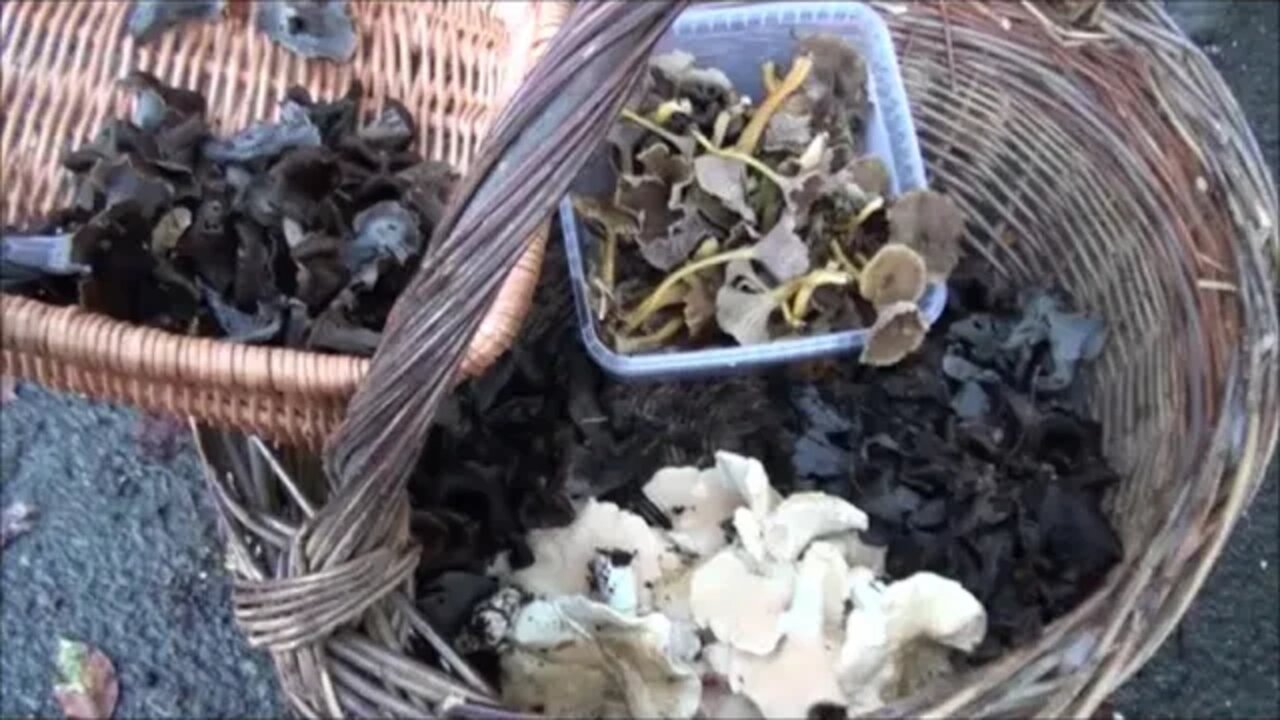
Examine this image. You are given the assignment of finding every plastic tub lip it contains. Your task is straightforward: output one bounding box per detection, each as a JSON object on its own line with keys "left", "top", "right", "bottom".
{"left": 562, "top": 0, "right": 937, "bottom": 382}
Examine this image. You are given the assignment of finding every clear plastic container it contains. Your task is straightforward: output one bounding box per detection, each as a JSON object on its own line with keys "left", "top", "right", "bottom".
{"left": 561, "top": 1, "right": 943, "bottom": 381}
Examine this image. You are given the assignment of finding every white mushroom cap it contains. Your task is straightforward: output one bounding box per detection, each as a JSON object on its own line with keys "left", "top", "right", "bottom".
{"left": 802, "top": 541, "right": 852, "bottom": 635}
{"left": 713, "top": 544, "right": 847, "bottom": 718}
{"left": 881, "top": 572, "right": 987, "bottom": 651}
{"left": 509, "top": 500, "right": 685, "bottom": 612}
{"left": 860, "top": 301, "right": 928, "bottom": 367}
{"left": 837, "top": 571, "right": 987, "bottom": 709}
{"left": 698, "top": 682, "right": 764, "bottom": 720}
{"left": 502, "top": 595, "right": 703, "bottom": 718}
{"left": 763, "top": 492, "right": 870, "bottom": 562}
{"left": 830, "top": 531, "right": 888, "bottom": 575}
{"left": 732, "top": 507, "right": 769, "bottom": 566}
{"left": 643, "top": 463, "right": 747, "bottom": 558}
{"left": 690, "top": 548, "right": 794, "bottom": 656}
{"left": 714, "top": 451, "right": 780, "bottom": 518}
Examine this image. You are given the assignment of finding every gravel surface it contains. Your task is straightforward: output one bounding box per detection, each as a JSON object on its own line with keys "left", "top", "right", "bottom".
{"left": 0, "top": 390, "right": 282, "bottom": 718}
{"left": 1, "top": 1, "right": 1276, "bottom": 718}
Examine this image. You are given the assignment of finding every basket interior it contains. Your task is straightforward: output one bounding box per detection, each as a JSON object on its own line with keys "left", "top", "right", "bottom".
{"left": 892, "top": 38, "right": 1246, "bottom": 560}
{"left": 0, "top": 0, "right": 529, "bottom": 227}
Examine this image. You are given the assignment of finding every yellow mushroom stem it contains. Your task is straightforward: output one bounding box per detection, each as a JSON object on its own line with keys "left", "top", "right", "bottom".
{"left": 615, "top": 315, "right": 685, "bottom": 352}
{"left": 694, "top": 237, "right": 721, "bottom": 260}
{"left": 624, "top": 246, "right": 757, "bottom": 331}
{"left": 621, "top": 108, "right": 688, "bottom": 149}
{"left": 829, "top": 239, "right": 861, "bottom": 279}
{"left": 601, "top": 226, "right": 617, "bottom": 290}
{"left": 788, "top": 269, "right": 854, "bottom": 325}
{"left": 854, "top": 196, "right": 885, "bottom": 226}
{"left": 762, "top": 61, "right": 780, "bottom": 94}
{"left": 691, "top": 130, "right": 788, "bottom": 189}
{"left": 735, "top": 54, "right": 814, "bottom": 155}
{"left": 712, "top": 110, "right": 733, "bottom": 147}
{"left": 651, "top": 99, "right": 691, "bottom": 125}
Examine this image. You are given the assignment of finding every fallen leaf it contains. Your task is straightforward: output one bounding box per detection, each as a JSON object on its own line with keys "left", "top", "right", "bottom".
{"left": 2, "top": 501, "right": 38, "bottom": 548}
{"left": 694, "top": 155, "right": 756, "bottom": 225}
{"left": 637, "top": 144, "right": 694, "bottom": 208}
{"left": 616, "top": 174, "right": 680, "bottom": 242}
{"left": 682, "top": 275, "right": 716, "bottom": 337}
{"left": 763, "top": 95, "right": 814, "bottom": 155}
{"left": 53, "top": 639, "right": 119, "bottom": 720}
{"left": 753, "top": 213, "right": 810, "bottom": 282}
{"left": 715, "top": 260, "right": 781, "bottom": 345}
{"left": 641, "top": 208, "right": 710, "bottom": 271}
{"left": 650, "top": 50, "right": 735, "bottom": 94}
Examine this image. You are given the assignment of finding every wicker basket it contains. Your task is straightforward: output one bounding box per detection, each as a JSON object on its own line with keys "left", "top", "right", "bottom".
{"left": 0, "top": 0, "right": 568, "bottom": 447}
{"left": 111, "top": 0, "right": 1280, "bottom": 717}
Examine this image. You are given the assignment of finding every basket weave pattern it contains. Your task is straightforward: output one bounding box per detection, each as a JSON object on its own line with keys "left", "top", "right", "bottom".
{"left": 0, "top": 0, "right": 564, "bottom": 446}
{"left": 195, "top": 2, "right": 1277, "bottom": 718}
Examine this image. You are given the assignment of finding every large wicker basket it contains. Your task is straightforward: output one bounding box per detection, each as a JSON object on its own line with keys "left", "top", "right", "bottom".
{"left": 189, "top": 1, "right": 1279, "bottom": 717}
{"left": 0, "top": 0, "right": 568, "bottom": 447}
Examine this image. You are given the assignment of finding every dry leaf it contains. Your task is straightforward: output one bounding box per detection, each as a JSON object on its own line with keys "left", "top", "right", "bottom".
{"left": 617, "top": 174, "right": 680, "bottom": 242}
{"left": 753, "top": 213, "right": 810, "bottom": 282}
{"left": 650, "top": 50, "right": 735, "bottom": 94}
{"left": 763, "top": 95, "right": 814, "bottom": 155}
{"left": 641, "top": 208, "right": 710, "bottom": 271}
{"left": 53, "top": 639, "right": 119, "bottom": 720}
{"left": 682, "top": 275, "right": 716, "bottom": 337}
{"left": 2, "top": 501, "right": 38, "bottom": 548}
{"left": 637, "top": 144, "right": 694, "bottom": 209}
{"left": 694, "top": 155, "right": 756, "bottom": 225}
{"left": 715, "top": 260, "right": 781, "bottom": 346}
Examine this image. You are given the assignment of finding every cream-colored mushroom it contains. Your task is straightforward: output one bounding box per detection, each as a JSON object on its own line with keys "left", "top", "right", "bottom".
{"left": 509, "top": 499, "right": 686, "bottom": 612}
{"left": 713, "top": 542, "right": 847, "bottom": 718}
{"left": 699, "top": 682, "right": 765, "bottom": 720}
{"left": 732, "top": 506, "right": 769, "bottom": 565}
{"left": 857, "top": 243, "right": 928, "bottom": 308}
{"left": 801, "top": 541, "right": 853, "bottom": 635}
{"left": 860, "top": 301, "right": 928, "bottom": 367}
{"left": 763, "top": 492, "right": 870, "bottom": 562}
{"left": 690, "top": 548, "right": 794, "bottom": 656}
{"left": 837, "top": 570, "right": 987, "bottom": 711}
{"left": 502, "top": 595, "right": 703, "bottom": 718}
{"left": 829, "top": 531, "right": 888, "bottom": 575}
{"left": 643, "top": 464, "right": 747, "bottom": 558}
{"left": 714, "top": 451, "right": 780, "bottom": 518}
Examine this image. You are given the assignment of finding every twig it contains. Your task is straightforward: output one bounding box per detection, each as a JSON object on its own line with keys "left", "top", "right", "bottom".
{"left": 940, "top": 0, "right": 957, "bottom": 90}
{"left": 1197, "top": 279, "right": 1238, "bottom": 294}
{"left": 249, "top": 435, "right": 317, "bottom": 518}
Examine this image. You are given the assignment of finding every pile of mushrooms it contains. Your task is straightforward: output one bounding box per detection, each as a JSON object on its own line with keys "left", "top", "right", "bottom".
{"left": 462, "top": 452, "right": 988, "bottom": 718}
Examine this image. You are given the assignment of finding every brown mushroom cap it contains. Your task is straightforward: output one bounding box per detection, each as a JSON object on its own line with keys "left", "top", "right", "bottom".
{"left": 887, "top": 190, "right": 965, "bottom": 281}
{"left": 849, "top": 156, "right": 891, "bottom": 199}
{"left": 857, "top": 243, "right": 927, "bottom": 308}
{"left": 860, "top": 301, "right": 928, "bottom": 366}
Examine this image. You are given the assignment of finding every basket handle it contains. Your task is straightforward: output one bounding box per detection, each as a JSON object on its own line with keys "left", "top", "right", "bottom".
{"left": 305, "top": 1, "right": 690, "bottom": 569}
